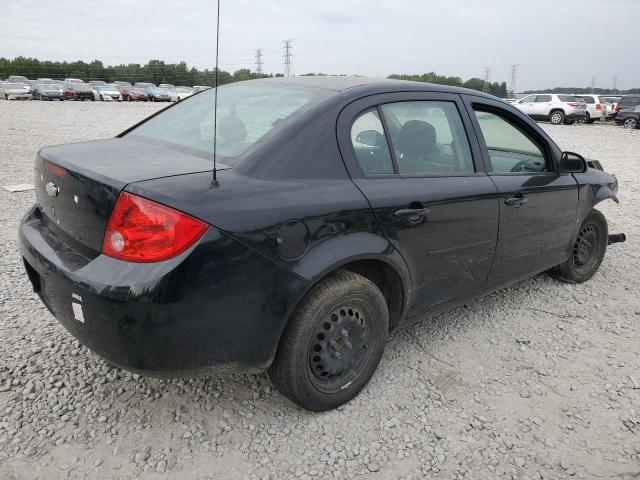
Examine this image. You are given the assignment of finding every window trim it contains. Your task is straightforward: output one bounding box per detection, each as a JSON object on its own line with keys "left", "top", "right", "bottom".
{"left": 467, "top": 103, "right": 558, "bottom": 176}
{"left": 348, "top": 98, "right": 480, "bottom": 179}
{"left": 349, "top": 107, "right": 396, "bottom": 176}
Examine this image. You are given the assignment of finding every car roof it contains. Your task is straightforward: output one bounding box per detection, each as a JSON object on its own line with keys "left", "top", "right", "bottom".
{"left": 246, "top": 76, "right": 496, "bottom": 99}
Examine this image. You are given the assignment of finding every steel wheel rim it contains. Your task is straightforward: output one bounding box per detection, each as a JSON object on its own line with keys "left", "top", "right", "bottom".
{"left": 573, "top": 223, "right": 599, "bottom": 274}
{"left": 307, "top": 306, "right": 371, "bottom": 393}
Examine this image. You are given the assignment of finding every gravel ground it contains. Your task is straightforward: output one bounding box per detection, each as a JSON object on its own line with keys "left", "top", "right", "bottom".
{"left": 0, "top": 101, "right": 639, "bottom": 480}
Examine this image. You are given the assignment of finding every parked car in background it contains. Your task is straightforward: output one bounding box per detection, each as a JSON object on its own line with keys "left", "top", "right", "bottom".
{"left": 94, "top": 85, "right": 123, "bottom": 101}
{"left": 193, "top": 85, "right": 211, "bottom": 93}
{"left": 170, "top": 86, "right": 194, "bottom": 102}
{"left": 89, "top": 80, "right": 107, "bottom": 87}
{"left": 572, "top": 94, "right": 606, "bottom": 123}
{"left": 18, "top": 77, "right": 625, "bottom": 411}
{"left": 36, "top": 78, "right": 57, "bottom": 84}
{"left": 613, "top": 95, "right": 640, "bottom": 118}
{"left": 145, "top": 86, "right": 171, "bottom": 102}
{"left": 159, "top": 83, "right": 175, "bottom": 89}
{"left": 134, "top": 82, "right": 154, "bottom": 89}
{"left": 614, "top": 105, "right": 640, "bottom": 129}
{"left": 114, "top": 81, "right": 132, "bottom": 88}
{"left": 64, "top": 78, "right": 85, "bottom": 84}
{"left": 514, "top": 94, "right": 587, "bottom": 125}
{"left": 33, "top": 83, "right": 64, "bottom": 101}
{"left": 63, "top": 83, "right": 94, "bottom": 101}
{"left": 0, "top": 82, "right": 32, "bottom": 100}
{"left": 121, "top": 86, "right": 149, "bottom": 102}
{"left": 7, "top": 75, "right": 29, "bottom": 84}
{"left": 602, "top": 97, "right": 621, "bottom": 119}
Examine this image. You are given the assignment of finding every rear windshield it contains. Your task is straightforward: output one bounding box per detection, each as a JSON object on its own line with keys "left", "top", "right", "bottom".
{"left": 558, "top": 95, "right": 578, "bottom": 102}
{"left": 126, "top": 84, "right": 330, "bottom": 164}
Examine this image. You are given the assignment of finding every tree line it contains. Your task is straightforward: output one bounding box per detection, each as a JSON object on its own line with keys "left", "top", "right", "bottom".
{"left": 388, "top": 72, "right": 509, "bottom": 98}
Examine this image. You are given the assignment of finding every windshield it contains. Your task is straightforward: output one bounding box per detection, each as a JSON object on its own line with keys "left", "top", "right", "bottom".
{"left": 37, "top": 84, "right": 60, "bottom": 90}
{"left": 3, "top": 83, "right": 22, "bottom": 89}
{"left": 72, "top": 84, "right": 91, "bottom": 91}
{"left": 96, "top": 86, "right": 115, "bottom": 91}
{"left": 127, "top": 83, "right": 330, "bottom": 164}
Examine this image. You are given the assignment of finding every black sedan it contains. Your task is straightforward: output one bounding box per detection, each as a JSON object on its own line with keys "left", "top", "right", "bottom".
{"left": 19, "top": 77, "right": 625, "bottom": 411}
{"left": 614, "top": 105, "right": 640, "bottom": 129}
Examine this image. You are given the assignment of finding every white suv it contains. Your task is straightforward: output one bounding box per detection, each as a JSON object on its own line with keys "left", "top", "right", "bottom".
{"left": 572, "top": 95, "right": 607, "bottom": 123}
{"left": 514, "top": 94, "right": 587, "bottom": 125}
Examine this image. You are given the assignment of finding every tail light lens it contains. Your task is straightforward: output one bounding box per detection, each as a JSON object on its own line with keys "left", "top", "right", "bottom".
{"left": 44, "top": 160, "right": 67, "bottom": 177}
{"left": 103, "top": 192, "right": 207, "bottom": 262}
{"left": 615, "top": 104, "right": 620, "bottom": 113}
{"left": 567, "top": 102, "right": 579, "bottom": 107}
{"left": 596, "top": 103, "right": 601, "bottom": 110}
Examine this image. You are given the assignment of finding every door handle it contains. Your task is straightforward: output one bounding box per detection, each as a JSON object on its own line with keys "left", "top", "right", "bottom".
{"left": 394, "top": 207, "right": 430, "bottom": 218}
{"left": 504, "top": 194, "right": 527, "bottom": 208}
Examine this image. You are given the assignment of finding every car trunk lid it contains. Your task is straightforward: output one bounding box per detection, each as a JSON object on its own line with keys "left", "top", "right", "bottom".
{"left": 35, "top": 138, "right": 223, "bottom": 254}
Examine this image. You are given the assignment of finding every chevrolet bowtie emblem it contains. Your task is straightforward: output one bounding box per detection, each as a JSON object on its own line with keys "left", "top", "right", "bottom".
{"left": 46, "top": 182, "right": 59, "bottom": 198}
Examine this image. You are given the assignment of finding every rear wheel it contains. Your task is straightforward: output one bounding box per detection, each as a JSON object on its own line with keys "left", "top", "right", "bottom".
{"left": 549, "top": 209, "right": 608, "bottom": 284}
{"left": 550, "top": 110, "right": 564, "bottom": 125}
{"left": 624, "top": 118, "right": 638, "bottom": 129}
{"left": 268, "top": 270, "right": 388, "bottom": 411}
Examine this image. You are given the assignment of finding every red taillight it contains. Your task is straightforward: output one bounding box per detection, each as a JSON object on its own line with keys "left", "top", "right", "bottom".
{"left": 596, "top": 103, "right": 601, "bottom": 110}
{"left": 44, "top": 160, "right": 67, "bottom": 177}
{"left": 102, "top": 192, "right": 207, "bottom": 262}
{"left": 567, "top": 102, "right": 579, "bottom": 107}
{"left": 615, "top": 104, "right": 620, "bottom": 113}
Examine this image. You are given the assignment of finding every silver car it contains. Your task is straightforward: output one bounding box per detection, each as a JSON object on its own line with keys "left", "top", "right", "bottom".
{"left": 514, "top": 94, "right": 587, "bottom": 125}
{"left": 0, "top": 82, "right": 32, "bottom": 100}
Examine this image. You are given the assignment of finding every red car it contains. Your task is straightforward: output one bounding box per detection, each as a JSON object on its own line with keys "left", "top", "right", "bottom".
{"left": 121, "top": 87, "right": 149, "bottom": 102}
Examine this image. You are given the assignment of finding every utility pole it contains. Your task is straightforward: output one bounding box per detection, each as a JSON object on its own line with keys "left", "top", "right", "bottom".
{"left": 509, "top": 65, "right": 518, "bottom": 96}
{"left": 283, "top": 39, "right": 293, "bottom": 76}
{"left": 254, "top": 48, "right": 264, "bottom": 74}
{"left": 483, "top": 66, "right": 491, "bottom": 92}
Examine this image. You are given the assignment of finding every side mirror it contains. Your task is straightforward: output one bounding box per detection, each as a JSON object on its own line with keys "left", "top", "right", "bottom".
{"left": 356, "top": 130, "right": 383, "bottom": 147}
{"left": 560, "top": 151, "right": 587, "bottom": 173}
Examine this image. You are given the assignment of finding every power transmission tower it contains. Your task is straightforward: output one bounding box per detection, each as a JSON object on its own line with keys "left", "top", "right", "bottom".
{"left": 509, "top": 65, "right": 518, "bottom": 96}
{"left": 283, "top": 39, "right": 293, "bottom": 76}
{"left": 612, "top": 75, "right": 618, "bottom": 91}
{"left": 590, "top": 76, "right": 596, "bottom": 92}
{"left": 483, "top": 66, "right": 491, "bottom": 92}
{"left": 254, "top": 48, "right": 264, "bottom": 74}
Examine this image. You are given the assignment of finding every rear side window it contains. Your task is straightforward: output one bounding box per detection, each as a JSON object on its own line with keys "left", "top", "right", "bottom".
{"left": 350, "top": 110, "right": 394, "bottom": 175}
{"left": 473, "top": 109, "right": 547, "bottom": 173}
{"left": 577, "top": 96, "right": 595, "bottom": 104}
{"left": 537, "top": 95, "right": 552, "bottom": 102}
{"left": 379, "top": 101, "right": 474, "bottom": 175}
{"left": 620, "top": 96, "right": 640, "bottom": 107}
{"left": 558, "top": 95, "right": 577, "bottom": 102}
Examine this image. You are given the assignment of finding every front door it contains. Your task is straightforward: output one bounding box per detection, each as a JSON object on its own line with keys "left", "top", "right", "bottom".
{"left": 338, "top": 93, "right": 499, "bottom": 317}
{"left": 465, "top": 97, "right": 578, "bottom": 286}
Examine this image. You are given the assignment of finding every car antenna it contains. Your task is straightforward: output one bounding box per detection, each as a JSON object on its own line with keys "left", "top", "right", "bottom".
{"left": 212, "top": 0, "right": 221, "bottom": 187}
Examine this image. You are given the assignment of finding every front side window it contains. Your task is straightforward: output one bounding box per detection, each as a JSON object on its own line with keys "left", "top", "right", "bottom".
{"left": 520, "top": 95, "right": 537, "bottom": 103}
{"left": 127, "top": 84, "right": 330, "bottom": 165}
{"left": 473, "top": 109, "right": 548, "bottom": 173}
{"left": 350, "top": 109, "right": 394, "bottom": 175}
{"left": 380, "top": 101, "right": 474, "bottom": 175}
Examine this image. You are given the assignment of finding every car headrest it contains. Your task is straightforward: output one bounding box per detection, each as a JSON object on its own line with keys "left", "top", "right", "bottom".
{"left": 395, "top": 120, "right": 437, "bottom": 155}
{"left": 218, "top": 117, "right": 247, "bottom": 144}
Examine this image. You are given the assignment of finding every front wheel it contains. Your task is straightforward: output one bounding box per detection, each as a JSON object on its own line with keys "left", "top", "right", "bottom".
{"left": 550, "top": 110, "right": 565, "bottom": 125}
{"left": 624, "top": 118, "right": 638, "bottom": 129}
{"left": 549, "top": 209, "right": 608, "bottom": 284}
{"left": 268, "top": 270, "right": 389, "bottom": 411}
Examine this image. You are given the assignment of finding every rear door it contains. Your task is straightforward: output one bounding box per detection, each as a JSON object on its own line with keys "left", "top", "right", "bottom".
{"left": 463, "top": 95, "right": 578, "bottom": 286}
{"left": 338, "top": 92, "right": 499, "bottom": 317}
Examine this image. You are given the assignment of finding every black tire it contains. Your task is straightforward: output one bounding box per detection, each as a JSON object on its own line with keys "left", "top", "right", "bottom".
{"left": 549, "top": 209, "right": 608, "bottom": 284}
{"left": 623, "top": 118, "right": 638, "bottom": 129}
{"left": 550, "top": 110, "right": 565, "bottom": 125}
{"left": 268, "top": 269, "right": 389, "bottom": 411}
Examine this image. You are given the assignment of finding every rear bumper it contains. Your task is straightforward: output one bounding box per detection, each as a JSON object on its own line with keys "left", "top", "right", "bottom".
{"left": 19, "top": 205, "right": 309, "bottom": 376}
{"left": 7, "top": 94, "right": 31, "bottom": 100}
{"left": 565, "top": 112, "right": 586, "bottom": 121}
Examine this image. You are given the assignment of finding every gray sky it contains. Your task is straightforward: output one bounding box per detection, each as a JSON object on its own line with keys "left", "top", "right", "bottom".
{"left": 2, "top": 0, "right": 639, "bottom": 90}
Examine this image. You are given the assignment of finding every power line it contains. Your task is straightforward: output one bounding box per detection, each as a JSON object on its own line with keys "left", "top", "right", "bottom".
{"left": 483, "top": 66, "right": 491, "bottom": 92}
{"left": 283, "top": 39, "right": 293, "bottom": 76}
{"left": 509, "top": 65, "right": 518, "bottom": 95}
{"left": 254, "top": 48, "right": 264, "bottom": 74}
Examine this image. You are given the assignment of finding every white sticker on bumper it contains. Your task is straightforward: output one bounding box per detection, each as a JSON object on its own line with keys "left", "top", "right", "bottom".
{"left": 72, "top": 302, "right": 85, "bottom": 323}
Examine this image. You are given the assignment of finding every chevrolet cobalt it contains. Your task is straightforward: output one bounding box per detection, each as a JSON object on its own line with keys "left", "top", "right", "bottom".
{"left": 20, "top": 77, "right": 624, "bottom": 411}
